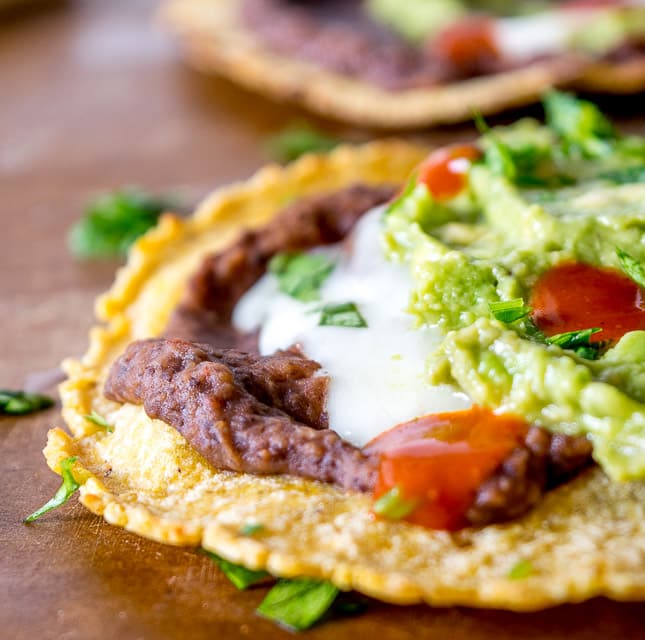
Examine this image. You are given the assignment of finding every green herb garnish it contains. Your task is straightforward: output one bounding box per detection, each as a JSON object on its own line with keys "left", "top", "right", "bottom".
{"left": 507, "top": 558, "right": 534, "bottom": 580}
{"left": 84, "top": 411, "right": 114, "bottom": 432}
{"left": 372, "top": 486, "right": 418, "bottom": 520}
{"left": 489, "top": 299, "right": 531, "bottom": 324}
{"left": 474, "top": 112, "right": 517, "bottom": 181}
{"left": 24, "top": 456, "right": 80, "bottom": 522}
{"left": 616, "top": 247, "right": 645, "bottom": 288}
{"left": 239, "top": 523, "right": 265, "bottom": 537}
{"left": 257, "top": 578, "right": 340, "bottom": 631}
{"left": 599, "top": 165, "right": 645, "bottom": 185}
{"left": 546, "top": 328, "right": 605, "bottom": 360}
{"left": 269, "top": 252, "right": 336, "bottom": 302}
{"left": 319, "top": 302, "right": 367, "bottom": 328}
{"left": 543, "top": 91, "right": 615, "bottom": 157}
{"left": 68, "top": 189, "right": 175, "bottom": 259}
{"left": 204, "top": 551, "right": 270, "bottom": 590}
{"left": 0, "top": 390, "right": 54, "bottom": 416}
{"left": 385, "top": 172, "right": 418, "bottom": 214}
{"left": 267, "top": 124, "right": 340, "bottom": 163}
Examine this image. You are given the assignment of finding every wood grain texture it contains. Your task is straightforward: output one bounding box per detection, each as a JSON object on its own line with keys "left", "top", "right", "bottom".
{"left": 2, "top": 2, "right": 645, "bottom": 638}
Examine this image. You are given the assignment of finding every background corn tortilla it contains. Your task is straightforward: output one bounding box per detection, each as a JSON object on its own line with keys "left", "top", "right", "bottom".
{"left": 159, "top": 0, "right": 585, "bottom": 129}
{"left": 51, "top": 141, "right": 645, "bottom": 611}
{"left": 159, "top": 0, "right": 645, "bottom": 129}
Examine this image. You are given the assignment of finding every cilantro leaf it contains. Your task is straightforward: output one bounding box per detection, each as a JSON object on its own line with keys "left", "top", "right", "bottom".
{"left": 319, "top": 302, "right": 367, "bottom": 328}
{"left": 267, "top": 124, "right": 340, "bottom": 163}
{"left": 599, "top": 165, "right": 645, "bottom": 185}
{"left": 84, "top": 411, "right": 114, "bottom": 432}
{"left": 204, "top": 550, "right": 270, "bottom": 590}
{"left": 543, "top": 91, "right": 616, "bottom": 157}
{"left": 0, "top": 390, "right": 54, "bottom": 416}
{"left": 616, "top": 247, "right": 645, "bottom": 288}
{"left": 489, "top": 299, "right": 531, "bottom": 324}
{"left": 474, "top": 112, "right": 517, "bottom": 181}
{"left": 372, "top": 486, "right": 418, "bottom": 520}
{"left": 24, "top": 456, "right": 80, "bottom": 522}
{"left": 385, "top": 173, "right": 418, "bottom": 215}
{"left": 68, "top": 189, "right": 174, "bottom": 259}
{"left": 546, "top": 328, "right": 605, "bottom": 360}
{"left": 257, "top": 578, "right": 340, "bottom": 631}
{"left": 239, "top": 523, "right": 265, "bottom": 536}
{"left": 269, "top": 252, "right": 336, "bottom": 302}
{"left": 507, "top": 559, "right": 533, "bottom": 580}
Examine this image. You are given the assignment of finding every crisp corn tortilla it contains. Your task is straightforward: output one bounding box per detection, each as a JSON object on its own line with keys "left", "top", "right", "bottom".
{"left": 159, "top": 0, "right": 585, "bottom": 130}
{"left": 51, "top": 141, "right": 645, "bottom": 611}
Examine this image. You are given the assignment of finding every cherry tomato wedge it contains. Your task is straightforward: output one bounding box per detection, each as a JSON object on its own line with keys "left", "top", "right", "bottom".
{"left": 365, "top": 407, "right": 527, "bottom": 531}
{"left": 417, "top": 144, "right": 482, "bottom": 201}
{"left": 431, "top": 17, "right": 499, "bottom": 70}
{"left": 530, "top": 262, "right": 645, "bottom": 343}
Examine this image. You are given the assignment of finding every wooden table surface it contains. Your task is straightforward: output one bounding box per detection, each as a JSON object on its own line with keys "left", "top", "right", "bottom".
{"left": 2, "top": 2, "right": 645, "bottom": 639}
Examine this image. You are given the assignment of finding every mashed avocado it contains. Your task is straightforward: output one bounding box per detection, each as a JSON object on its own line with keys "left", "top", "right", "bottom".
{"left": 384, "top": 93, "right": 645, "bottom": 481}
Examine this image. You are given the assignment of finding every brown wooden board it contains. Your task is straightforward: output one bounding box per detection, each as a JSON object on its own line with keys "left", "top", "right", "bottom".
{"left": 2, "top": 2, "right": 645, "bottom": 638}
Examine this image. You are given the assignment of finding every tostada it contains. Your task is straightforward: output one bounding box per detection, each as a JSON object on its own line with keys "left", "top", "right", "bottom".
{"left": 160, "top": 0, "right": 645, "bottom": 128}
{"left": 39, "top": 94, "right": 645, "bottom": 613}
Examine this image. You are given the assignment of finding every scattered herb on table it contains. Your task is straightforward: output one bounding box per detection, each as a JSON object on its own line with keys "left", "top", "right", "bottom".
{"left": 269, "top": 252, "right": 336, "bottom": 302}
{"left": 319, "top": 302, "right": 368, "bottom": 328}
{"left": 0, "top": 390, "right": 54, "bottom": 416}
{"left": 24, "top": 456, "right": 80, "bottom": 522}
{"left": 267, "top": 124, "right": 341, "bottom": 163}
{"left": 257, "top": 578, "right": 340, "bottom": 632}
{"left": 204, "top": 550, "right": 270, "bottom": 590}
{"left": 68, "top": 188, "right": 176, "bottom": 259}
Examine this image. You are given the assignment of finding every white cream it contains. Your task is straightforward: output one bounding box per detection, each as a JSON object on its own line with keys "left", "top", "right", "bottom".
{"left": 494, "top": 1, "right": 645, "bottom": 61}
{"left": 233, "top": 208, "right": 470, "bottom": 447}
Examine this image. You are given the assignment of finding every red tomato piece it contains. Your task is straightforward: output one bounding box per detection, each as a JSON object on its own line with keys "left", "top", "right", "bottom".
{"left": 431, "top": 17, "right": 499, "bottom": 70}
{"left": 530, "top": 263, "right": 645, "bottom": 343}
{"left": 365, "top": 407, "right": 527, "bottom": 531}
{"left": 417, "top": 144, "right": 481, "bottom": 201}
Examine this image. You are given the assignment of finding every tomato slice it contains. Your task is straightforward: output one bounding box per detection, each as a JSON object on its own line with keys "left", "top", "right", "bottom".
{"left": 530, "top": 263, "right": 645, "bottom": 343}
{"left": 431, "top": 17, "right": 499, "bottom": 70}
{"left": 365, "top": 407, "right": 527, "bottom": 531}
{"left": 417, "top": 144, "right": 481, "bottom": 201}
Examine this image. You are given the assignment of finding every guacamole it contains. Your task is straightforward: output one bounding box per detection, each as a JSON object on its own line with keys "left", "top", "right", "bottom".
{"left": 384, "top": 93, "right": 645, "bottom": 482}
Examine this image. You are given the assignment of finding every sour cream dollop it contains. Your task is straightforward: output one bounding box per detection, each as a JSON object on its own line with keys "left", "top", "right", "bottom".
{"left": 233, "top": 207, "right": 470, "bottom": 446}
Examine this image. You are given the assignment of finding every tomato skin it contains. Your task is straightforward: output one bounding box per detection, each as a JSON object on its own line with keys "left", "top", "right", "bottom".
{"left": 431, "top": 17, "right": 499, "bottom": 71}
{"left": 417, "top": 144, "right": 481, "bottom": 201}
{"left": 365, "top": 407, "right": 527, "bottom": 531}
{"left": 530, "top": 263, "right": 645, "bottom": 343}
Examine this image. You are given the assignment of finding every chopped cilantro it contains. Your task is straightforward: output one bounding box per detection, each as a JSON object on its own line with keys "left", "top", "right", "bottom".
{"left": 269, "top": 252, "right": 336, "bottom": 302}
{"left": 599, "top": 165, "right": 645, "bottom": 185}
{"left": 474, "top": 112, "right": 517, "bottom": 181}
{"left": 507, "top": 559, "right": 533, "bottom": 580}
{"left": 239, "top": 523, "right": 265, "bottom": 537}
{"left": 267, "top": 124, "right": 340, "bottom": 163}
{"left": 319, "top": 302, "right": 367, "bottom": 328}
{"left": 546, "top": 328, "right": 605, "bottom": 360}
{"left": 489, "top": 299, "right": 531, "bottom": 324}
{"left": 372, "top": 486, "right": 418, "bottom": 520}
{"left": 204, "top": 550, "right": 270, "bottom": 590}
{"left": 24, "top": 456, "right": 80, "bottom": 522}
{"left": 84, "top": 411, "right": 113, "bottom": 432}
{"left": 0, "top": 390, "right": 54, "bottom": 416}
{"left": 543, "top": 91, "right": 616, "bottom": 157}
{"left": 257, "top": 578, "right": 340, "bottom": 631}
{"left": 68, "top": 188, "right": 175, "bottom": 259}
{"left": 616, "top": 247, "right": 645, "bottom": 289}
